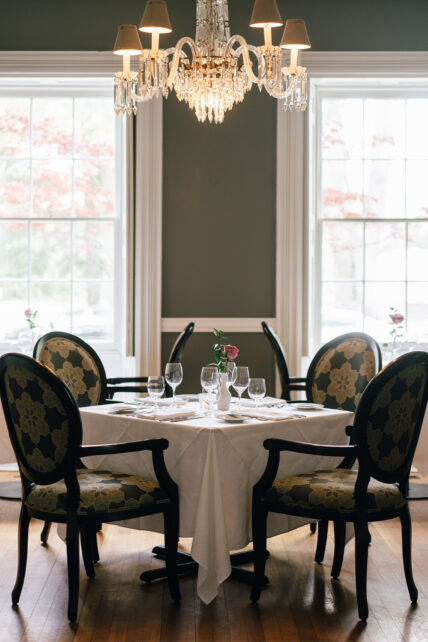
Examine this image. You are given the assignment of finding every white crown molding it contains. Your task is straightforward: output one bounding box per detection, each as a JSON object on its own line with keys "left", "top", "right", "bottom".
{"left": 301, "top": 50, "right": 428, "bottom": 76}
{"left": 161, "top": 318, "right": 276, "bottom": 333}
{"left": 0, "top": 51, "right": 120, "bottom": 75}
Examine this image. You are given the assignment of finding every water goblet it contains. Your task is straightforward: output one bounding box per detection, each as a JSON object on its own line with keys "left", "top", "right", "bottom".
{"left": 232, "top": 366, "right": 249, "bottom": 411}
{"left": 200, "top": 366, "right": 220, "bottom": 416}
{"left": 165, "top": 362, "right": 183, "bottom": 408}
{"left": 147, "top": 376, "right": 165, "bottom": 413}
{"left": 248, "top": 378, "right": 266, "bottom": 408}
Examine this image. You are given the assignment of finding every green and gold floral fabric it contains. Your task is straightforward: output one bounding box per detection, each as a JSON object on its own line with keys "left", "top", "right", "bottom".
{"left": 25, "top": 469, "right": 169, "bottom": 515}
{"left": 310, "top": 338, "right": 377, "bottom": 411}
{"left": 4, "top": 364, "right": 70, "bottom": 473}
{"left": 365, "top": 362, "right": 427, "bottom": 473}
{"left": 38, "top": 338, "right": 102, "bottom": 407}
{"left": 263, "top": 468, "right": 405, "bottom": 515}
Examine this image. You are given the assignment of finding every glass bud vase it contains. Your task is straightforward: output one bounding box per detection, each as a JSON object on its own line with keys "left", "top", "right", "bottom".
{"left": 217, "top": 372, "right": 231, "bottom": 411}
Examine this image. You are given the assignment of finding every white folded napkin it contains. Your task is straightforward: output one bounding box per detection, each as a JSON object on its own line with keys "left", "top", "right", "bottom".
{"left": 134, "top": 397, "right": 186, "bottom": 407}
{"left": 238, "top": 409, "right": 295, "bottom": 421}
{"left": 233, "top": 397, "right": 284, "bottom": 408}
{"left": 153, "top": 409, "right": 200, "bottom": 421}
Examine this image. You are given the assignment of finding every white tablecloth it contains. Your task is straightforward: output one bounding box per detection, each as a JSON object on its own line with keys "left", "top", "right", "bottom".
{"left": 78, "top": 403, "right": 352, "bottom": 603}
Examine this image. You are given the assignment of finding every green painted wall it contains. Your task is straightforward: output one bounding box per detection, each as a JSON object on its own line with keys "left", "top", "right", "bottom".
{"left": 2, "top": 0, "right": 427, "bottom": 391}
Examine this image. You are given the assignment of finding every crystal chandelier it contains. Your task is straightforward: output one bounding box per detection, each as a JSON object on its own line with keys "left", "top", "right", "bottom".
{"left": 113, "top": 0, "right": 311, "bottom": 124}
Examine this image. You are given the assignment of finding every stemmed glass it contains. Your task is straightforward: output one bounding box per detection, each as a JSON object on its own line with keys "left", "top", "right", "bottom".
{"left": 200, "top": 366, "right": 220, "bottom": 417}
{"left": 165, "top": 362, "right": 183, "bottom": 408}
{"left": 225, "top": 361, "right": 237, "bottom": 389}
{"left": 147, "top": 376, "right": 165, "bottom": 413}
{"left": 232, "top": 366, "right": 249, "bottom": 411}
{"left": 248, "top": 378, "right": 266, "bottom": 408}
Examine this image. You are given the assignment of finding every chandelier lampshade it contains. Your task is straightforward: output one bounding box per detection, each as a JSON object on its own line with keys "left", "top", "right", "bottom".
{"left": 139, "top": 0, "right": 172, "bottom": 33}
{"left": 280, "top": 19, "right": 311, "bottom": 49}
{"left": 249, "top": 0, "right": 283, "bottom": 28}
{"left": 113, "top": 25, "right": 143, "bottom": 56}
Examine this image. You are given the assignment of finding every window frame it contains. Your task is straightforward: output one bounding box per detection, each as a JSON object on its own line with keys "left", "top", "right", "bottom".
{"left": 0, "top": 76, "right": 126, "bottom": 354}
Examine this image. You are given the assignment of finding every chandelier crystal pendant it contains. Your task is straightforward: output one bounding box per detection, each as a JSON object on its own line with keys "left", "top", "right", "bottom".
{"left": 113, "top": 0, "right": 311, "bottom": 123}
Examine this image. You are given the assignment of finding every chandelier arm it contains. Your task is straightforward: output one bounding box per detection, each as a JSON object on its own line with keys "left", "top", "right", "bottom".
{"left": 166, "top": 37, "right": 199, "bottom": 86}
{"left": 264, "top": 74, "right": 297, "bottom": 100}
{"left": 225, "top": 35, "right": 262, "bottom": 85}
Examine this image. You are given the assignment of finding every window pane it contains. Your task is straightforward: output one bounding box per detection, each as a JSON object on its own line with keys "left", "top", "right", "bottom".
{"left": 74, "top": 160, "right": 115, "bottom": 217}
{"left": 407, "top": 283, "right": 428, "bottom": 343}
{"left": 0, "top": 98, "right": 30, "bottom": 157}
{"left": 32, "top": 160, "right": 72, "bottom": 217}
{"left": 72, "top": 281, "right": 114, "bottom": 342}
{"left": 322, "top": 221, "right": 363, "bottom": 280}
{"left": 0, "top": 159, "right": 30, "bottom": 218}
{"left": 406, "top": 160, "right": 428, "bottom": 218}
{"left": 74, "top": 98, "right": 115, "bottom": 158}
{"left": 321, "top": 282, "right": 363, "bottom": 342}
{"left": 407, "top": 99, "right": 428, "bottom": 159}
{"left": 0, "top": 221, "right": 27, "bottom": 277}
{"left": 0, "top": 282, "right": 28, "bottom": 341}
{"left": 365, "top": 222, "right": 405, "bottom": 281}
{"left": 365, "top": 282, "right": 405, "bottom": 342}
{"left": 322, "top": 160, "right": 363, "bottom": 218}
{"left": 322, "top": 99, "right": 363, "bottom": 159}
{"left": 31, "top": 221, "right": 71, "bottom": 279}
{"left": 32, "top": 98, "right": 72, "bottom": 158}
{"left": 364, "top": 99, "right": 405, "bottom": 159}
{"left": 364, "top": 160, "right": 405, "bottom": 218}
{"left": 31, "top": 282, "right": 71, "bottom": 331}
{"left": 408, "top": 222, "right": 428, "bottom": 281}
{"left": 73, "top": 220, "right": 114, "bottom": 279}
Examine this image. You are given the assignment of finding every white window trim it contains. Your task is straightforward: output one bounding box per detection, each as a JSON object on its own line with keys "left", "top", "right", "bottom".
{"left": 277, "top": 51, "right": 428, "bottom": 377}
{"left": 0, "top": 52, "right": 162, "bottom": 377}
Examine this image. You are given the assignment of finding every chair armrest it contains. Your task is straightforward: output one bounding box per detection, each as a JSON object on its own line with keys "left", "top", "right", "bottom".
{"left": 106, "top": 376, "right": 149, "bottom": 384}
{"left": 106, "top": 384, "right": 148, "bottom": 398}
{"left": 263, "top": 438, "right": 357, "bottom": 458}
{"left": 79, "top": 438, "right": 169, "bottom": 458}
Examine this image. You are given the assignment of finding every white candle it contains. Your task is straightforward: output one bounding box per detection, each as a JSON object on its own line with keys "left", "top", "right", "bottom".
{"left": 123, "top": 54, "right": 130, "bottom": 74}
{"left": 290, "top": 48, "right": 298, "bottom": 74}
{"left": 263, "top": 26, "right": 272, "bottom": 47}
{"left": 151, "top": 30, "right": 159, "bottom": 53}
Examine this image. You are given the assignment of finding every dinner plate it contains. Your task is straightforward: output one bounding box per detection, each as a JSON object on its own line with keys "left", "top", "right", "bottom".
{"left": 291, "top": 402, "right": 324, "bottom": 411}
{"left": 219, "top": 414, "right": 249, "bottom": 423}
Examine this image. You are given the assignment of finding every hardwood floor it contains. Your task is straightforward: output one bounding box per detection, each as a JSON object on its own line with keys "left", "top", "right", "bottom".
{"left": 1, "top": 495, "right": 428, "bottom": 641}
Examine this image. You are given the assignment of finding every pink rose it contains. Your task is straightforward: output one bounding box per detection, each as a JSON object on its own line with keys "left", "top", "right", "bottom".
{"left": 24, "top": 308, "right": 32, "bottom": 318}
{"left": 390, "top": 313, "right": 404, "bottom": 325}
{"left": 224, "top": 344, "right": 239, "bottom": 360}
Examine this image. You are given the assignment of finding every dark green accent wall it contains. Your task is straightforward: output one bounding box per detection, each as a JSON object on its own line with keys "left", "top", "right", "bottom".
{"left": 3, "top": 0, "right": 428, "bottom": 391}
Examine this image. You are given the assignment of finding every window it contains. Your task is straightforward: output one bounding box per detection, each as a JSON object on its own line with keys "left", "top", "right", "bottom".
{"left": 311, "top": 82, "right": 428, "bottom": 346}
{"left": 0, "top": 78, "right": 125, "bottom": 350}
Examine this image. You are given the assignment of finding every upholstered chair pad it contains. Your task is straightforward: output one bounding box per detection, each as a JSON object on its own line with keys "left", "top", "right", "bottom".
{"left": 263, "top": 469, "right": 405, "bottom": 515}
{"left": 26, "top": 469, "right": 169, "bottom": 515}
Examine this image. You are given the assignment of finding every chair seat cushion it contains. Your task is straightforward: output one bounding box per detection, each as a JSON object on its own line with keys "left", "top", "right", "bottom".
{"left": 25, "top": 469, "right": 170, "bottom": 515}
{"left": 263, "top": 468, "right": 405, "bottom": 515}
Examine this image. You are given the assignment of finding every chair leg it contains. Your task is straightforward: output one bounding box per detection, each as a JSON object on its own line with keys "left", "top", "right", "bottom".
{"left": 163, "top": 506, "right": 181, "bottom": 602}
{"left": 66, "top": 517, "right": 80, "bottom": 622}
{"left": 250, "top": 503, "right": 268, "bottom": 602}
{"left": 354, "top": 520, "right": 369, "bottom": 621}
{"left": 331, "top": 519, "right": 346, "bottom": 579}
{"left": 40, "top": 521, "right": 51, "bottom": 545}
{"left": 80, "top": 526, "right": 96, "bottom": 579}
{"left": 315, "top": 520, "right": 328, "bottom": 564}
{"left": 310, "top": 522, "right": 317, "bottom": 534}
{"left": 400, "top": 504, "right": 418, "bottom": 603}
{"left": 12, "top": 504, "right": 31, "bottom": 605}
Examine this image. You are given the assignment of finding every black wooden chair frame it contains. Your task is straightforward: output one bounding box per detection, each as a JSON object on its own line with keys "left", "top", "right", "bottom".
{"left": 251, "top": 351, "right": 428, "bottom": 620}
{"left": 0, "top": 353, "right": 181, "bottom": 622}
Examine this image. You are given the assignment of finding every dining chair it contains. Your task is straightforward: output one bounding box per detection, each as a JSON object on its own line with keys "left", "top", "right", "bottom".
{"left": 251, "top": 351, "right": 428, "bottom": 620}
{"left": 0, "top": 353, "right": 180, "bottom": 622}
{"left": 164, "top": 322, "right": 194, "bottom": 398}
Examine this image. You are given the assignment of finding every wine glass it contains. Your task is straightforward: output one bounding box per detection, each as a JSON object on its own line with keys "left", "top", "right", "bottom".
{"left": 232, "top": 366, "right": 249, "bottom": 411}
{"left": 225, "top": 361, "right": 237, "bottom": 389}
{"left": 200, "top": 366, "right": 220, "bottom": 416}
{"left": 147, "top": 376, "right": 165, "bottom": 413}
{"left": 165, "top": 362, "right": 183, "bottom": 408}
{"left": 248, "top": 378, "right": 266, "bottom": 408}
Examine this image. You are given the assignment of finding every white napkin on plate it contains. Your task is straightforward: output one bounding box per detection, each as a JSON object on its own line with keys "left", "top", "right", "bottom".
{"left": 135, "top": 397, "right": 186, "bottom": 407}
{"left": 152, "top": 409, "right": 200, "bottom": 421}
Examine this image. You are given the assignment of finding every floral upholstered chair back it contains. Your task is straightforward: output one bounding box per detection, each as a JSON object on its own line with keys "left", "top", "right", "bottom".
{"left": 306, "top": 333, "right": 382, "bottom": 412}
{"left": 34, "top": 332, "right": 107, "bottom": 407}
{"left": 0, "top": 354, "right": 81, "bottom": 484}
{"left": 354, "top": 351, "right": 428, "bottom": 482}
